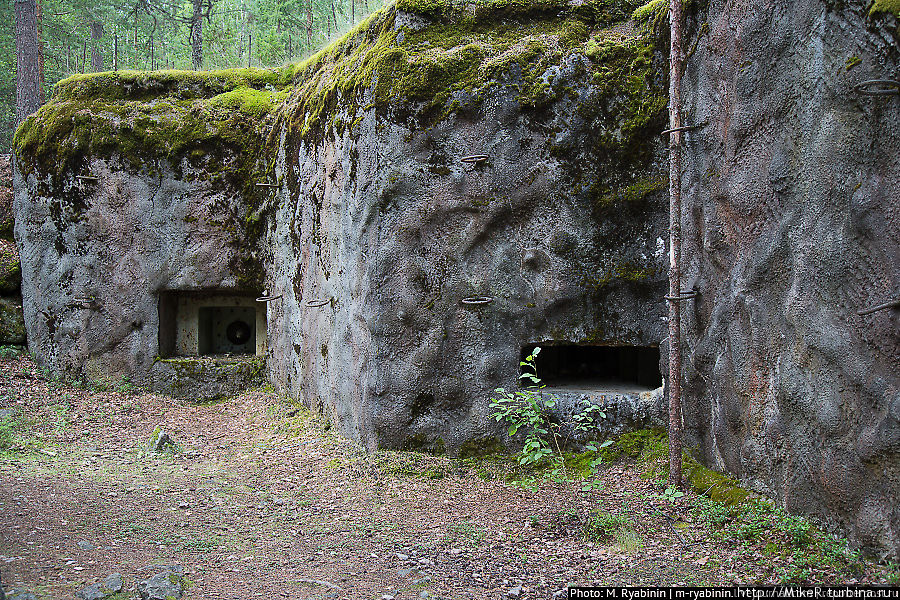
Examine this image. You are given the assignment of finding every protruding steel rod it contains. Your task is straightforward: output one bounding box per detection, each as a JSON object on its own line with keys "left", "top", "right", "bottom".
{"left": 305, "top": 298, "right": 331, "bottom": 308}
{"left": 661, "top": 124, "right": 702, "bottom": 136}
{"left": 255, "top": 183, "right": 281, "bottom": 188}
{"left": 854, "top": 80, "right": 900, "bottom": 96}
{"left": 460, "top": 155, "right": 489, "bottom": 164}
{"left": 665, "top": 290, "right": 698, "bottom": 302}
{"left": 858, "top": 298, "right": 900, "bottom": 316}
{"left": 461, "top": 296, "right": 494, "bottom": 306}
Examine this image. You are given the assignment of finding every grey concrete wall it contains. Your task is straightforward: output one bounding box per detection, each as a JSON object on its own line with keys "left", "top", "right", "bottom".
{"left": 680, "top": 0, "right": 900, "bottom": 557}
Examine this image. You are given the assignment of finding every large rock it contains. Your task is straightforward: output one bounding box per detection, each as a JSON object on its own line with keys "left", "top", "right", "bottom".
{"left": 75, "top": 573, "right": 124, "bottom": 600}
{"left": 137, "top": 568, "right": 184, "bottom": 600}
{"left": 680, "top": 0, "right": 900, "bottom": 557}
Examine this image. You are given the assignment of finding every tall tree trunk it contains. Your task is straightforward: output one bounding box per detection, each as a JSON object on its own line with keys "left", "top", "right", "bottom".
{"left": 90, "top": 20, "right": 104, "bottom": 71}
{"left": 81, "top": 41, "right": 86, "bottom": 73}
{"left": 667, "top": 0, "right": 685, "bottom": 489}
{"left": 190, "top": 0, "right": 203, "bottom": 70}
{"left": 247, "top": 32, "right": 251, "bottom": 68}
{"left": 306, "top": 0, "right": 313, "bottom": 48}
{"left": 237, "top": 0, "right": 245, "bottom": 63}
{"left": 14, "top": 0, "right": 43, "bottom": 126}
{"left": 113, "top": 32, "right": 118, "bottom": 71}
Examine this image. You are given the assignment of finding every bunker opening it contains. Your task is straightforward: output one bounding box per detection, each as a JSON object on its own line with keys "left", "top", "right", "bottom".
{"left": 522, "top": 343, "right": 661, "bottom": 392}
{"left": 158, "top": 291, "right": 267, "bottom": 358}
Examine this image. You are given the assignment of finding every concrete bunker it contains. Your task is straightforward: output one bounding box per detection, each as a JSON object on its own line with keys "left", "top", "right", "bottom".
{"left": 158, "top": 291, "right": 267, "bottom": 358}
{"left": 153, "top": 291, "right": 268, "bottom": 401}
{"left": 522, "top": 343, "right": 661, "bottom": 393}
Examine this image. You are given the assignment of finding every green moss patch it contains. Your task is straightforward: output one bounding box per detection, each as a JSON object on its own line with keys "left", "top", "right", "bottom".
{"left": 16, "top": 0, "right": 664, "bottom": 181}
{"left": 870, "top": 0, "right": 900, "bottom": 18}
{"left": 0, "top": 239, "right": 20, "bottom": 294}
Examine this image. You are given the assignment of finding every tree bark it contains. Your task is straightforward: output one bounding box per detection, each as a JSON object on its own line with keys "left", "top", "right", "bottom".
{"left": 306, "top": 0, "right": 313, "bottom": 48}
{"left": 15, "top": 0, "right": 43, "bottom": 126}
{"left": 90, "top": 19, "right": 104, "bottom": 72}
{"left": 667, "top": 0, "right": 685, "bottom": 489}
{"left": 190, "top": 0, "right": 203, "bottom": 70}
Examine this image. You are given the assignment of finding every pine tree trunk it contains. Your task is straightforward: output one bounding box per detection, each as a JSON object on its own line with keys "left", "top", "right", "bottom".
{"left": 90, "top": 20, "right": 104, "bottom": 72}
{"left": 190, "top": 0, "right": 203, "bottom": 70}
{"left": 667, "top": 0, "right": 685, "bottom": 489}
{"left": 306, "top": 0, "right": 313, "bottom": 48}
{"left": 14, "top": 0, "right": 42, "bottom": 125}
{"left": 36, "top": 0, "right": 44, "bottom": 103}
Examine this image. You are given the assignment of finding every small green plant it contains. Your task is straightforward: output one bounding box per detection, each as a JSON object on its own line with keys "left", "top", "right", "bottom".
{"left": 491, "top": 349, "right": 616, "bottom": 484}
{"left": 490, "top": 347, "right": 560, "bottom": 469}
{"left": 583, "top": 510, "right": 629, "bottom": 541}
{"left": 660, "top": 485, "right": 684, "bottom": 504}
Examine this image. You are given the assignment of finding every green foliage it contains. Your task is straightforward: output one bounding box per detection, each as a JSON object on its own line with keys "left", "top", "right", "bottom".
{"left": 490, "top": 347, "right": 559, "bottom": 469}
{"left": 0, "top": 413, "right": 21, "bottom": 451}
{"left": 490, "top": 347, "right": 615, "bottom": 488}
{"left": 0, "top": 345, "right": 24, "bottom": 360}
{"left": 0, "top": 241, "right": 20, "bottom": 293}
{"left": 692, "top": 495, "right": 865, "bottom": 582}
{"left": 583, "top": 510, "right": 630, "bottom": 541}
{"left": 632, "top": 0, "right": 668, "bottom": 29}
{"left": 659, "top": 485, "right": 684, "bottom": 504}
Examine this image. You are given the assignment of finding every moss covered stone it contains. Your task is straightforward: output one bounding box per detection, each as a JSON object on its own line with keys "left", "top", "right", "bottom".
{"left": 0, "top": 240, "right": 20, "bottom": 294}
{"left": 15, "top": 0, "right": 664, "bottom": 180}
{"left": 870, "top": 0, "right": 900, "bottom": 18}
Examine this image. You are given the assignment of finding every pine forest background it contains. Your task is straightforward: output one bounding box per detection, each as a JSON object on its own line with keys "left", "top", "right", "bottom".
{"left": 2, "top": 0, "right": 382, "bottom": 152}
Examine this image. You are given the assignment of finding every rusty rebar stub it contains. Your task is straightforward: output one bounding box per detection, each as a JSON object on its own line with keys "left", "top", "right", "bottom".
{"left": 665, "top": 290, "right": 699, "bottom": 302}
{"left": 461, "top": 296, "right": 494, "bottom": 306}
{"left": 305, "top": 298, "right": 332, "bottom": 308}
{"left": 460, "top": 155, "right": 489, "bottom": 164}
{"left": 853, "top": 80, "right": 900, "bottom": 96}
{"left": 73, "top": 296, "right": 100, "bottom": 308}
{"left": 660, "top": 124, "right": 703, "bottom": 136}
{"left": 255, "top": 182, "right": 281, "bottom": 188}
{"left": 255, "top": 294, "right": 283, "bottom": 302}
{"left": 857, "top": 298, "right": 900, "bottom": 316}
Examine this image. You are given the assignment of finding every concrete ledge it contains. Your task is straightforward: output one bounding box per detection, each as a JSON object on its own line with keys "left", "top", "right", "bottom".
{"left": 150, "top": 356, "right": 265, "bottom": 403}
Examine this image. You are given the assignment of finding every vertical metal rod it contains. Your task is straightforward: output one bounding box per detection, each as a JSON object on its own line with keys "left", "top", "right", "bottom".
{"left": 668, "top": 0, "right": 685, "bottom": 489}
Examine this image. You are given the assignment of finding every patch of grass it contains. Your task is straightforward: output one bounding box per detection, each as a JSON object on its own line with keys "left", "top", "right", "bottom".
{"left": 693, "top": 495, "right": 865, "bottom": 581}
{"left": 0, "top": 345, "right": 24, "bottom": 359}
{"left": 0, "top": 413, "right": 23, "bottom": 450}
{"left": 444, "top": 520, "right": 487, "bottom": 546}
{"left": 583, "top": 510, "right": 631, "bottom": 541}
{"left": 177, "top": 536, "right": 222, "bottom": 552}
{"left": 614, "top": 527, "right": 645, "bottom": 554}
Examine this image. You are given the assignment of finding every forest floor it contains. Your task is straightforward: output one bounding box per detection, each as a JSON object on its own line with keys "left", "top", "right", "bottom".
{"left": 1, "top": 351, "right": 898, "bottom": 600}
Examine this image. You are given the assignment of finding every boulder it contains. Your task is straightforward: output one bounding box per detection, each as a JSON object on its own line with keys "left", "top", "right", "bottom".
{"left": 75, "top": 573, "right": 124, "bottom": 600}
{"left": 137, "top": 569, "right": 185, "bottom": 600}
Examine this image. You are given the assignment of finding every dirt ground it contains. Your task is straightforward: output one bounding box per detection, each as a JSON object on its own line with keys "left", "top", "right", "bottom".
{"left": 0, "top": 352, "right": 896, "bottom": 600}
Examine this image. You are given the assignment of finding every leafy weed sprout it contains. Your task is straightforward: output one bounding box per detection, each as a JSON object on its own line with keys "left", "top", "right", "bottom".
{"left": 489, "top": 347, "right": 611, "bottom": 489}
